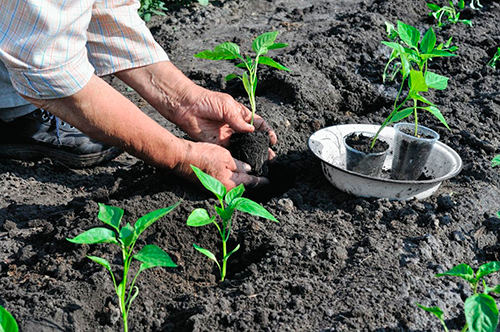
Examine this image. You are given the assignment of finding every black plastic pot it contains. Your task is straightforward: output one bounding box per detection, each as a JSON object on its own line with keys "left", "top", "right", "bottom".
{"left": 229, "top": 131, "right": 269, "bottom": 176}
{"left": 391, "top": 123, "right": 439, "bottom": 180}
{"left": 343, "top": 131, "right": 389, "bottom": 177}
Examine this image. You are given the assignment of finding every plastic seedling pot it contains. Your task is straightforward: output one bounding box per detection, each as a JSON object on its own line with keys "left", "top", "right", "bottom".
{"left": 344, "top": 131, "right": 389, "bottom": 177}
{"left": 230, "top": 131, "right": 269, "bottom": 176}
{"left": 391, "top": 123, "right": 439, "bottom": 180}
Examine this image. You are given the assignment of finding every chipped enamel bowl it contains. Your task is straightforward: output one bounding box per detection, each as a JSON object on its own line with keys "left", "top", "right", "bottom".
{"left": 308, "top": 124, "right": 462, "bottom": 200}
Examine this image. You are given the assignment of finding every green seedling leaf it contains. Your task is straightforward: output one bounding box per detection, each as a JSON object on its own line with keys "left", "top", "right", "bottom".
{"left": 117, "top": 282, "right": 125, "bottom": 300}
{"left": 492, "top": 155, "right": 500, "bottom": 168}
{"left": 409, "top": 70, "right": 428, "bottom": 93}
{"left": 225, "top": 184, "right": 245, "bottom": 206}
{"left": 134, "top": 244, "right": 177, "bottom": 268}
{"left": 420, "top": 28, "right": 436, "bottom": 54}
{"left": 98, "top": 203, "right": 123, "bottom": 232}
{"left": 187, "top": 208, "right": 214, "bottom": 227}
{"left": 67, "top": 227, "right": 118, "bottom": 244}
{"left": 252, "top": 31, "right": 279, "bottom": 55}
{"left": 461, "top": 19, "right": 473, "bottom": 26}
{"left": 425, "top": 71, "right": 449, "bottom": 90}
{"left": 381, "top": 41, "right": 402, "bottom": 51}
{"left": 258, "top": 56, "right": 290, "bottom": 71}
{"left": 427, "top": 3, "right": 442, "bottom": 11}
{"left": 225, "top": 73, "right": 239, "bottom": 81}
{"left": 241, "top": 72, "right": 252, "bottom": 97}
{"left": 458, "top": 0, "right": 465, "bottom": 9}
{"left": 215, "top": 206, "right": 234, "bottom": 222}
{"left": 0, "top": 305, "right": 18, "bottom": 332}
{"left": 424, "top": 106, "right": 450, "bottom": 130}
{"left": 388, "top": 107, "right": 413, "bottom": 124}
{"left": 194, "top": 42, "right": 241, "bottom": 60}
{"left": 135, "top": 202, "right": 180, "bottom": 237}
{"left": 233, "top": 197, "right": 278, "bottom": 222}
{"left": 191, "top": 165, "right": 227, "bottom": 200}
{"left": 464, "top": 294, "right": 499, "bottom": 332}
{"left": 385, "top": 21, "right": 398, "bottom": 39}
{"left": 197, "top": 0, "right": 209, "bottom": 5}
{"left": 416, "top": 303, "right": 445, "bottom": 320}
{"left": 397, "top": 21, "right": 420, "bottom": 49}
{"left": 193, "top": 244, "right": 221, "bottom": 270}
{"left": 224, "top": 244, "right": 240, "bottom": 261}
{"left": 410, "top": 92, "right": 435, "bottom": 106}
{"left": 436, "top": 263, "right": 475, "bottom": 282}
{"left": 476, "top": 262, "right": 500, "bottom": 281}
{"left": 87, "top": 256, "right": 113, "bottom": 272}
{"left": 120, "top": 223, "right": 136, "bottom": 247}
{"left": 267, "top": 42, "right": 288, "bottom": 50}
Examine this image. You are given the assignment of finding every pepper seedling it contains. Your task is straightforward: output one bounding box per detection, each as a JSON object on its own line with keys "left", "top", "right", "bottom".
{"left": 194, "top": 31, "right": 290, "bottom": 125}
{"left": 187, "top": 165, "right": 277, "bottom": 281}
{"left": 0, "top": 305, "right": 18, "bottom": 332}
{"left": 417, "top": 262, "right": 500, "bottom": 332}
{"left": 487, "top": 48, "right": 500, "bottom": 68}
{"left": 67, "top": 203, "right": 179, "bottom": 332}
{"left": 371, "top": 21, "right": 457, "bottom": 148}
{"left": 427, "top": 1, "right": 473, "bottom": 27}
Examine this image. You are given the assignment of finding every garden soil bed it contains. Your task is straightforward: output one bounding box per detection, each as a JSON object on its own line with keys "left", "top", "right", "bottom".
{"left": 2, "top": 0, "right": 500, "bottom": 331}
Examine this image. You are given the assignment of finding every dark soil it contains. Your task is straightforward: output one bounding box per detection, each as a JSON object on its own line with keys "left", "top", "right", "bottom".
{"left": 399, "top": 126, "right": 436, "bottom": 140}
{"left": 229, "top": 131, "right": 270, "bottom": 176}
{"left": 2, "top": 0, "right": 500, "bottom": 331}
{"left": 345, "top": 132, "right": 389, "bottom": 154}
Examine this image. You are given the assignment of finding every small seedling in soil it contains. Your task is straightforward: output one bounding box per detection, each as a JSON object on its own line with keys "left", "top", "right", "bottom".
{"left": 487, "top": 48, "right": 500, "bottom": 68}
{"left": 417, "top": 262, "right": 500, "bottom": 332}
{"left": 372, "top": 21, "right": 456, "bottom": 147}
{"left": 0, "top": 305, "right": 18, "bottom": 332}
{"left": 194, "top": 31, "right": 290, "bottom": 175}
{"left": 187, "top": 165, "right": 277, "bottom": 282}
{"left": 67, "top": 203, "right": 179, "bottom": 332}
{"left": 427, "top": 1, "right": 473, "bottom": 27}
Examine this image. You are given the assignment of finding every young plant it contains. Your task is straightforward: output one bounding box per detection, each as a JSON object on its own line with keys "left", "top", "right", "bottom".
{"left": 427, "top": 1, "right": 473, "bottom": 27}
{"left": 0, "top": 306, "right": 18, "bottom": 332}
{"left": 187, "top": 165, "right": 277, "bottom": 281}
{"left": 194, "top": 31, "right": 290, "bottom": 125}
{"left": 67, "top": 203, "right": 179, "bottom": 332}
{"left": 372, "top": 21, "right": 457, "bottom": 148}
{"left": 487, "top": 48, "right": 500, "bottom": 68}
{"left": 417, "top": 262, "right": 500, "bottom": 332}
{"left": 138, "top": 0, "right": 208, "bottom": 22}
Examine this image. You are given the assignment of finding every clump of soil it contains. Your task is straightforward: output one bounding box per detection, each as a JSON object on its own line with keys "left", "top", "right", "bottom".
{"left": 229, "top": 131, "right": 269, "bottom": 176}
{"left": 345, "top": 132, "right": 389, "bottom": 153}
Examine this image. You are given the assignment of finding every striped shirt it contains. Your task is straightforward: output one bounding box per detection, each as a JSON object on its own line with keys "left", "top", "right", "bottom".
{"left": 0, "top": 0, "right": 169, "bottom": 99}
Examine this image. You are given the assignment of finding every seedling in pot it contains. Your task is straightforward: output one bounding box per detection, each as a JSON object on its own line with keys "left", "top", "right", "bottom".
{"left": 187, "top": 165, "right": 277, "bottom": 282}
{"left": 67, "top": 203, "right": 179, "bottom": 332}
{"left": 194, "top": 31, "right": 290, "bottom": 175}
{"left": 0, "top": 305, "right": 18, "bottom": 332}
{"left": 427, "top": 1, "right": 473, "bottom": 27}
{"left": 487, "top": 48, "right": 500, "bottom": 68}
{"left": 417, "top": 262, "right": 500, "bottom": 332}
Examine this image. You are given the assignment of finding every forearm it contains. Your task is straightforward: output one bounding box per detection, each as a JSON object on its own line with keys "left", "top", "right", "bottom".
{"left": 23, "top": 74, "right": 187, "bottom": 170}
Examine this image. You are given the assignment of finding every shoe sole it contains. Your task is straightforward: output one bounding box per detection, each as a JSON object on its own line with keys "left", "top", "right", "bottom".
{"left": 0, "top": 144, "right": 123, "bottom": 168}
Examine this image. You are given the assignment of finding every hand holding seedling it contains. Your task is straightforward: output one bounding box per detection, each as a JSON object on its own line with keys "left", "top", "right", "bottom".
{"left": 187, "top": 165, "right": 277, "bottom": 281}
{"left": 417, "top": 262, "right": 500, "bottom": 332}
{"left": 67, "top": 203, "right": 179, "bottom": 332}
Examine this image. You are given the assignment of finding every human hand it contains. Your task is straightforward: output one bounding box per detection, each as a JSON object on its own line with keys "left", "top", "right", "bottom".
{"left": 176, "top": 140, "right": 269, "bottom": 190}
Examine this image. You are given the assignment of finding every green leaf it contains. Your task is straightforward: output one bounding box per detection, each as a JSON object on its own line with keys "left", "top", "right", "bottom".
{"left": 436, "top": 263, "right": 475, "bottom": 282}
{"left": 190, "top": 165, "right": 227, "bottom": 200}
{"left": 117, "top": 282, "right": 125, "bottom": 299}
{"left": 425, "top": 71, "right": 449, "bottom": 90}
{"left": 87, "top": 256, "right": 113, "bottom": 272}
{"left": 465, "top": 294, "right": 499, "bottom": 332}
{"left": 388, "top": 107, "right": 413, "bottom": 124}
{"left": 225, "top": 184, "right": 245, "bottom": 206}
{"left": 492, "top": 155, "right": 500, "bottom": 168}
{"left": 0, "top": 305, "right": 18, "bottom": 332}
{"left": 134, "top": 244, "right": 177, "bottom": 268}
{"left": 194, "top": 42, "right": 241, "bottom": 60}
{"left": 120, "top": 223, "right": 136, "bottom": 247}
{"left": 193, "top": 244, "right": 221, "bottom": 270}
{"left": 477, "top": 262, "right": 500, "bottom": 281}
{"left": 416, "top": 302, "right": 445, "bottom": 320}
{"left": 458, "top": 0, "right": 465, "bottom": 9}
{"left": 385, "top": 21, "right": 398, "bottom": 39}
{"left": 381, "top": 41, "right": 402, "bottom": 51}
{"left": 258, "top": 56, "right": 290, "bottom": 71}
{"left": 461, "top": 19, "right": 473, "bottom": 26}
{"left": 197, "top": 0, "right": 209, "bottom": 5}
{"left": 215, "top": 205, "right": 234, "bottom": 222}
{"left": 187, "top": 208, "right": 214, "bottom": 227}
{"left": 484, "top": 283, "right": 500, "bottom": 294}
{"left": 397, "top": 21, "right": 420, "bottom": 49}
{"left": 98, "top": 203, "right": 123, "bottom": 232}
{"left": 427, "top": 3, "right": 442, "bottom": 11}
{"left": 135, "top": 202, "right": 179, "bottom": 237}
{"left": 224, "top": 244, "right": 240, "bottom": 261}
{"left": 420, "top": 28, "right": 436, "bottom": 54}
{"left": 410, "top": 92, "right": 435, "bottom": 106}
{"left": 267, "top": 42, "right": 288, "bottom": 50}
{"left": 67, "top": 227, "right": 118, "bottom": 244}
{"left": 424, "top": 106, "right": 450, "bottom": 130}
{"left": 252, "top": 31, "right": 279, "bottom": 55}
{"left": 232, "top": 197, "right": 278, "bottom": 222}
{"left": 225, "top": 73, "right": 239, "bottom": 81}
{"left": 241, "top": 72, "right": 252, "bottom": 98}
{"left": 409, "top": 70, "right": 428, "bottom": 93}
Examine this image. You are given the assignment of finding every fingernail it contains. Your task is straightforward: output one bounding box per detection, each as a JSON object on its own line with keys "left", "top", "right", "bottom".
{"left": 243, "top": 163, "right": 252, "bottom": 172}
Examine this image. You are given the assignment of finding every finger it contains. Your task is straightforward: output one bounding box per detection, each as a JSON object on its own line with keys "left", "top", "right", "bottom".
{"left": 268, "top": 148, "right": 276, "bottom": 161}
{"left": 253, "top": 115, "right": 278, "bottom": 145}
{"left": 225, "top": 103, "right": 254, "bottom": 133}
{"left": 231, "top": 172, "right": 270, "bottom": 189}
{"left": 233, "top": 158, "right": 252, "bottom": 173}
